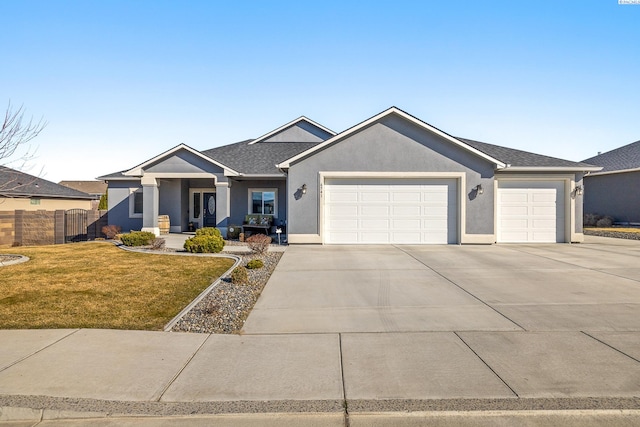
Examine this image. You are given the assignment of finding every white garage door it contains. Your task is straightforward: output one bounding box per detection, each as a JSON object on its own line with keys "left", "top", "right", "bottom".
{"left": 497, "top": 181, "right": 565, "bottom": 243}
{"left": 324, "top": 178, "right": 457, "bottom": 244}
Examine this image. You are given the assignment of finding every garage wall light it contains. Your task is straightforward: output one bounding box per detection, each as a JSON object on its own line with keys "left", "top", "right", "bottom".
{"left": 572, "top": 185, "right": 583, "bottom": 197}
{"left": 301, "top": 184, "right": 307, "bottom": 194}
{"left": 474, "top": 184, "right": 484, "bottom": 195}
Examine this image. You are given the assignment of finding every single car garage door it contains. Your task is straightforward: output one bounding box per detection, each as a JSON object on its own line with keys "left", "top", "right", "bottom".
{"left": 324, "top": 178, "right": 457, "bottom": 244}
{"left": 497, "top": 180, "right": 565, "bottom": 243}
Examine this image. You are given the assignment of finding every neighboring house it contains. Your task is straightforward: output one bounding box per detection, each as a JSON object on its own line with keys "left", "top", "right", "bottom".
{"left": 582, "top": 140, "right": 640, "bottom": 224}
{"left": 0, "top": 166, "right": 95, "bottom": 210}
{"left": 58, "top": 180, "right": 106, "bottom": 209}
{"left": 100, "top": 107, "right": 599, "bottom": 244}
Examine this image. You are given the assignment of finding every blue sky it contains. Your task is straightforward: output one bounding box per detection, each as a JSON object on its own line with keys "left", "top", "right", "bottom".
{"left": 3, "top": 0, "right": 639, "bottom": 182}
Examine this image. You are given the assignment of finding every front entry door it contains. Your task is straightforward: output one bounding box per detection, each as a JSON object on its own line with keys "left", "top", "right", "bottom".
{"left": 203, "top": 192, "right": 216, "bottom": 228}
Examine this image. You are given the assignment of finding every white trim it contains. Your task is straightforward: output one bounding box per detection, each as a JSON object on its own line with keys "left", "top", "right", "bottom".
{"left": 495, "top": 174, "right": 575, "bottom": 243}
{"left": 128, "top": 188, "right": 143, "bottom": 219}
{"left": 498, "top": 166, "right": 602, "bottom": 172}
{"left": 248, "top": 188, "right": 278, "bottom": 216}
{"left": 249, "top": 116, "right": 336, "bottom": 145}
{"left": 460, "top": 234, "right": 495, "bottom": 244}
{"left": 318, "top": 171, "right": 465, "bottom": 245}
{"left": 277, "top": 107, "right": 507, "bottom": 169}
{"left": 142, "top": 227, "right": 160, "bottom": 236}
{"left": 288, "top": 234, "right": 322, "bottom": 244}
{"left": 587, "top": 167, "right": 640, "bottom": 176}
{"left": 122, "top": 143, "right": 239, "bottom": 177}
{"left": 572, "top": 232, "right": 585, "bottom": 243}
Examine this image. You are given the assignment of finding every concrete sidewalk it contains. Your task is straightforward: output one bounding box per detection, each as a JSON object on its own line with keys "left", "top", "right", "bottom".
{"left": 2, "top": 236, "right": 640, "bottom": 425}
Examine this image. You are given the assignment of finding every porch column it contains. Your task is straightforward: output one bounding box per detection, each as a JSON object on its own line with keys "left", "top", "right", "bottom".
{"left": 141, "top": 176, "right": 160, "bottom": 236}
{"left": 215, "top": 181, "right": 231, "bottom": 238}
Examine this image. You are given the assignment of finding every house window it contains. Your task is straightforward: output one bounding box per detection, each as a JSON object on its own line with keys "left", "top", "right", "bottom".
{"left": 249, "top": 189, "right": 277, "bottom": 216}
{"left": 129, "top": 188, "right": 143, "bottom": 218}
{"left": 30, "top": 198, "right": 41, "bottom": 205}
{"left": 193, "top": 192, "right": 200, "bottom": 219}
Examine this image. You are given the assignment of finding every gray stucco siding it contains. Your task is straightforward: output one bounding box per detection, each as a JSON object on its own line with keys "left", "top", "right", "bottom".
{"left": 158, "top": 179, "right": 183, "bottom": 231}
{"left": 145, "top": 150, "right": 227, "bottom": 175}
{"left": 585, "top": 171, "right": 640, "bottom": 224}
{"left": 287, "top": 116, "right": 497, "bottom": 237}
{"left": 264, "top": 121, "right": 332, "bottom": 143}
{"left": 106, "top": 180, "right": 142, "bottom": 231}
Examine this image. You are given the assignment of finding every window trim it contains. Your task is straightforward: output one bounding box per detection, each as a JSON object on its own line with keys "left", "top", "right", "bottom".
{"left": 128, "top": 188, "right": 143, "bottom": 218}
{"left": 248, "top": 188, "right": 278, "bottom": 216}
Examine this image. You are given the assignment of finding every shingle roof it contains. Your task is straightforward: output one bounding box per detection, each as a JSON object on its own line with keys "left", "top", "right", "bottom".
{"left": 201, "top": 139, "right": 321, "bottom": 175}
{"left": 58, "top": 180, "right": 107, "bottom": 195}
{"left": 458, "top": 138, "right": 597, "bottom": 169}
{"left": 0, "top": 166, "right": 95, "bottom": 199}
{"left": 581, "top": 140, "right": 640, "bottom": 173}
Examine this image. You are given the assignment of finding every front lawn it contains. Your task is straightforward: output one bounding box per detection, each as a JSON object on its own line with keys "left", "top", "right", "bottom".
{"left": 0, "top": 242, "right": 234, "bottom": 330}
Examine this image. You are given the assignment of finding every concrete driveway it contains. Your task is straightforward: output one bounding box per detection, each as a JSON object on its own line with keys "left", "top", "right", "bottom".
{"left": 243, "top": 236, "right": 640, "bottom": 334}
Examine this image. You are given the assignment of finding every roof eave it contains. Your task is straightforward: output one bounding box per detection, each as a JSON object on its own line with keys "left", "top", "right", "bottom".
{"left": 496, "top": 166, "right": 603, "bottom": 172}
{"left": 122, "top": 143, "right": 240, "bottom": 177}
{"left": 277, "top": 107, "right": 507, "bottom": 169}
{"left": 587, "top": 167, "right": 640, "bottom": 176}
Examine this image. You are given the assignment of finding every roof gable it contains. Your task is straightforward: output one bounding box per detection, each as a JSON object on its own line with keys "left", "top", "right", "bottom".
{"left": 123, "top": 144, "right": 238, "bottom": 177}
{"left": 277, "top": 107, "right": 506, "bottom": 169}
{"left": 582, "top": 140, "right": 640, "bottom": 174}
{"left": 249, "top": 117, "right": 335, "bottom": 145}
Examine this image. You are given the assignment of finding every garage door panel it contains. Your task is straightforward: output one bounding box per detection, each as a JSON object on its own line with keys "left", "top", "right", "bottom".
{"left": 324, "top": 178, "right": 457, "bottom": 244}
{"left": 392, "top": 205, "right": 421, "bottom": 216}
{"left": 360, "top": 205, "right": 389, "bottom": 216}
{"left": 361, "top": 192, "right": 389, "bottom": 202}
{"left": 497, "top": 181, "right": 565, "bottom": 243}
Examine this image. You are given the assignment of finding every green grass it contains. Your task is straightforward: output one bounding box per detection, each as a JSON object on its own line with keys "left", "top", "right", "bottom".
{"left": 0, "top": 242, "right": 234, "bottom": 330}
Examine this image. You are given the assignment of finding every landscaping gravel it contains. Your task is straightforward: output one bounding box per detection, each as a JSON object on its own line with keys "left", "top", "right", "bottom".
{"left": 170, "top": 251, "right": 282, "bottom": 334}
{"left": 585, "top": 229, "right": 640, "bottom": 240}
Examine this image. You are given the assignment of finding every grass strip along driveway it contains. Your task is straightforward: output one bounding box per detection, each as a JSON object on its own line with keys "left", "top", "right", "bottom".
{"left": 0, "top": 242, "right": 234, "bottom": 330}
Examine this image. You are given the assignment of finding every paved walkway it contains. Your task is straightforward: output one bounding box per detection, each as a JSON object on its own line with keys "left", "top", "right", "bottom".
{"left": 2, "top": 236, "right": 640, "bottom": 425}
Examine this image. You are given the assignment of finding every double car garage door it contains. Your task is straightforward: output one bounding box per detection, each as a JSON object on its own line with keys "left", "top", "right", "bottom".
{"left": 324, "top": 178, "right": 457, "bottom": 244}
{"left": 324, "top": 178, "right": 566, "bottom": 244}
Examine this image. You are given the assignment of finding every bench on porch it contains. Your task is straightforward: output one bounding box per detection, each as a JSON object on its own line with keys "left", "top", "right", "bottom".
{"left": 241, "top": 215, "right": 273, "bottom": 236}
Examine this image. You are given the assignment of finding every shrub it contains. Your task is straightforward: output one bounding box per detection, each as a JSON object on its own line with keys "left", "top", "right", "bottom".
{"left": 246, "top": 234, "right": 271, "bottom": 254}
{"left": 183, "top": 234, "right": 225, "bottom": 253}
{"left": 246, "top": 259, "right": 264, "bottom": 269}
{"left": 596, "top": 216, "right": 614, "bottom": 228}
{"left": 230, "top": 266, "right": 248, "bottom": 284}
{"left": 151, "top": 238, "right": 166, "bottom": 250}
{"left": 120, "top": 231, "right": 156, "bottom": 246}
{"left": 195, "top": 227, "right": 222, "bottom": 238}
{"left": 584, "top": 213, "right": 601, "bottom": 227}
{"left": 102, "top": 225, "right": 122, "bottom": 239}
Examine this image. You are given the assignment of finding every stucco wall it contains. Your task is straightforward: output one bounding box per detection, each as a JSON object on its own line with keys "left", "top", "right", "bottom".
{"left": 585, "top": 171, "right": 640, "bottom": 223}
{"left": 286, "top": 115, "right": 496, "bottom": 238}
{"left": 158, "top": 179, "right": 182, "bottom": 230}
{"left": 107, "top": 180, "right": 142, "bottom": 231}
{"left": 0, "top": 197, "right": 93, "bottom": 211}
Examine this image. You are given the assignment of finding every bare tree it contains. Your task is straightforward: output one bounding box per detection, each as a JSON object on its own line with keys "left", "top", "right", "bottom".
{"left": 0, "top": 102, "right": 47, "bottom": 193}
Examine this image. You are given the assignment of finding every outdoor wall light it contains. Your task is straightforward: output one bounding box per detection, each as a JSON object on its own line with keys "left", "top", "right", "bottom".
{"left": 301, "top": 184, "right": 307, "bottom": 194}
{"left": 474, "top": 184, "right": 484, "bottom": 195}
{"left": 572, "top": 185, "right": 583, "bottom": 197}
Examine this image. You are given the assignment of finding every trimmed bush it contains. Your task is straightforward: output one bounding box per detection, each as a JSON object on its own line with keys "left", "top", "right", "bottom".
{"left": 246, "top": 259, "right": 264, "bottom": 269}
{"left": 195, "top": 227, "right": 222, "bottom": 238}
{"left": 246, "top": 234, "right": 272, "bottom": 254}
{"left": 151, "top": 238, "right": 166, "bottom": 250}
{"left": 230, "top": 266, "right": 248, "bottom": 284}
{"left": 183, "top": 234, "right": 225, "bottom": 253}
{"left": 120, "top": 231, "right": 156, "bottom": 247}
{"left": 596, "top": 216, "right": 614, "bottom": 227}
{"left": 101, "top": 225, "right": 122, "bottom": 240}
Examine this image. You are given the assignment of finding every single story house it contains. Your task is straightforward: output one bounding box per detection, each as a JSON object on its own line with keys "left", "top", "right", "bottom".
{"left": 100, "top": 107, "right": 600, "bottom": 244}
{"left": 0, "top": 166, "right": 95, "bottom": 210}
{"left": 582, "top": 139, "right": 640, "bottom": 224}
